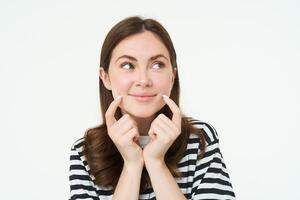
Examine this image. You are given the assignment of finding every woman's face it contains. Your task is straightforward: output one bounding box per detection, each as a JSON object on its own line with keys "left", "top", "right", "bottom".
{"left": 99, "top": 31, "right": 176, "bottom": 119}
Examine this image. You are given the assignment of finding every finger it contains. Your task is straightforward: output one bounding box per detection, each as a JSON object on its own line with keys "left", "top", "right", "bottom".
{"left": 122, "top": 128, "right": 139, "bottom": 146}
{"left": 112, "top": 114, "right": 138, "bottom": 137}
{"left": 148, "top": 117, "right": 163, "bottom": 138}
{"left": 117, "top": 114, "right": 138, "bottom": 129}
{"left": 148, "top": 126, "right": 157, "bottom": 141}
{"left": 133, "top": 135, "right": 139, "bottom": 143}
{"left": 162, "top": 95, "right": 181, "bottom": 127}
{"left": 110, "top": 114, "right": 131, "bottom": 137}
{"left": 153, "top": 123, "right": 171, "bottom": 144}
{"left": 117, "top": 113, "right": 130, "bottom": 126}
{"left": 112, "top": 113, "right": 129, "bottom": 131}
{"left": 149, "top": 121, "right": 170, "bottom": 142}
{"left": 158, "top": 114, "right": 181, "bottom": 137}
{"left": 105, "top": 96, "right": 123, "bottom": 128}
{"left": 148, "top": 117, "right": 160, "bottom": 139}
{"left": 121, "top": 115, "right": 138, "bottom": 133}
{"left": 155, "top": 115, "right": 173, "bottom": 137}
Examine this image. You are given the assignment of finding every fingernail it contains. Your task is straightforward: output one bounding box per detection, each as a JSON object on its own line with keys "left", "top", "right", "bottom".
{"left": 116, "top": 95, "right": 122, "bottom": 100}
{"left": 162, "top": 95, "right": 168, "bottom": 99}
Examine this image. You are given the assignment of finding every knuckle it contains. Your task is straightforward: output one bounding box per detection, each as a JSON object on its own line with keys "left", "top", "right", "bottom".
{"left": 175, "top": 127, "right": 181, "bottom": 135}
{"left": 117, "top": 138, "right": 126, "bottom": 147}
{"left": 132, "top": 127, "right": 138, "bottom": 133}
{"left": 121, "top": 114, "right": 128, "bottom": 120}
{"left": 107, "top": 129, "right": 115, "bottom": 138}
{"left": 173, "top": 111, "right": 179, "bottom": 116}
{"left": 108, "top": 133, "right": 115, "bottom": 142}
{"left": 105, "top": 112, "right": 112, "bottom": 118}
{"left": 168, "top": 134, "right": 174, "bottom": 141}
{"left": 128, "top": 119, "right": 137, "bottom": 127}
{"left": 172, "top": 133, "right": 178, "bottom": 140}
{"left": 162, "top": 137, "right": 170, "bottom": 145}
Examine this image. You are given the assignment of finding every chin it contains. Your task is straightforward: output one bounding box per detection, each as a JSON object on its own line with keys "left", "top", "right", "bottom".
{"left": 121, "top": 105, "right": 163, "bottom": 119}
{"left": 120, "top": 99, "right": 165, "bottom": 118}
{"left": 125, "top": 110, "right": 157, "bottom": 119}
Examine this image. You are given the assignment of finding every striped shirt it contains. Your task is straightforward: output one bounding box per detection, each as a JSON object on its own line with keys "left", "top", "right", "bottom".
{"left": 69, "top": 119, "right": 236, "bottom": 200}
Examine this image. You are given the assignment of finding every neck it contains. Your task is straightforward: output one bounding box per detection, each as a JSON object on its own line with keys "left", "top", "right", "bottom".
{"left": 134, "top": 116, "right": 155, "bottom": 136}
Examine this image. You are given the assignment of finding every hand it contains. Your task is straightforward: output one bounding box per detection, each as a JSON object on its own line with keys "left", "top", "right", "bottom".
{"left": 143, "top": 95, "right": 182, "bottom": 164}
{"left": 105, "top": 96, "right": 144, "bottom": 167}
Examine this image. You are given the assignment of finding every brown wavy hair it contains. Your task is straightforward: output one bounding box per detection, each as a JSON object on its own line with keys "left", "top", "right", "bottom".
{"left": 83, "top": 15, "right": 206, "bottom": 193}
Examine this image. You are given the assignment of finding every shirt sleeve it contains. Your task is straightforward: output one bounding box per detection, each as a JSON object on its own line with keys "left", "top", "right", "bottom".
{"left": 69, "top": 140, "right": 100, "bottom": 200}
{"left": 191, "top": 123, "right": 236, "bottom": 200}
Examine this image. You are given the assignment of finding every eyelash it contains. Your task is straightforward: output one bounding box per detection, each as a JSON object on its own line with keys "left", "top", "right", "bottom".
{"left": 120, "top": 61, "right": 165, "bottom": 70}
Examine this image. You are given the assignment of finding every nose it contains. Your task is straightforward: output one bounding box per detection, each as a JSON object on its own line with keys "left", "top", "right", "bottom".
{"left": 136, "top": 70, "right": 152, "bottom": 87}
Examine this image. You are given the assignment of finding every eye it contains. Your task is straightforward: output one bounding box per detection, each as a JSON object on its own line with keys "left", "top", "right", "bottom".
{"left": 152, "top": 62, "right": 165, "bottom": 69}
{"left": 120, "top": 62, "right": 134, "bottom": 70}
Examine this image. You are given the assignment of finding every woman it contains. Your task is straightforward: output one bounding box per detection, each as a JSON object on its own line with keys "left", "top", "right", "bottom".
{"left": 69, "top": 16, "right": 235, "bottom": 200}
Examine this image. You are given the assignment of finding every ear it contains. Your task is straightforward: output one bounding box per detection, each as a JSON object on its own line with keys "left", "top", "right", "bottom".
{"left": 99, "top": 67, "right": 112, "bottom": 90}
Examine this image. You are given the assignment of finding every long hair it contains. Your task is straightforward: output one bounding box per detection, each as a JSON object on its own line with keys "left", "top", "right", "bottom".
{"left": 83, "top": 16, "right": 206, "bottom": 193}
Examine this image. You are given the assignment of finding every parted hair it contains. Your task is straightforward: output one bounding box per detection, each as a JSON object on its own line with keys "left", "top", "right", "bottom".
{"left": 83, "top": 16, "right": 206, "bottom": 193}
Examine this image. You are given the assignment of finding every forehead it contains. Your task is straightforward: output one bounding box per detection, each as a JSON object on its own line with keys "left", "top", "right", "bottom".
{"left": 111, "top": 31, "right": 170, "bottom": 60}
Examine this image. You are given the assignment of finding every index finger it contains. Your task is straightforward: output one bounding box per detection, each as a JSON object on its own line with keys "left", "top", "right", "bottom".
{"left": 162, "top": 94, "right": 181, "bottom": 126}
{"left": 105, "top": 95, "right": 123, "bottom": 127}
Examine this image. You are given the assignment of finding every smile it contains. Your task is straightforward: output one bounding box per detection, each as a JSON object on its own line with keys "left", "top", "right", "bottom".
{"left": 129, "top": 94, "right": 157, "bottom": 102}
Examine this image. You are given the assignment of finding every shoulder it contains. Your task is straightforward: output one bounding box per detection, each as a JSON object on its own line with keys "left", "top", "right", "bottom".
{"left": 70, "top": 137, "right": 85, "bottom": 154}
{"left": 186, "top": 117, "right": 219, "bottom": 146}
{"left": 69, "top": 137, "right": 94, "bottom": 178}
{"left": 178, "top": 117, "right": 221, "bottom": 167}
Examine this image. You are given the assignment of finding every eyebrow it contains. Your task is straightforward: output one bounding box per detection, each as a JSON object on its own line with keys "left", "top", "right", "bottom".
{"left": 115, "top": 54, "right": 168, "bottom": 63}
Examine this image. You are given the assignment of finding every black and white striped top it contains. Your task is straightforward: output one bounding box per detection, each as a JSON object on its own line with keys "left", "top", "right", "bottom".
{"left": 69, "top": 119, "right": 236, "bottom": 200}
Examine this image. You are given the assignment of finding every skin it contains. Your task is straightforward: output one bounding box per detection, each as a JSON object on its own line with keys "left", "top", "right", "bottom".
{"left": 99, "top": 31, "right": 176, "bottom": 136}
{"left": 100, "top": 31, "right": 186, "bottom": 199}
{"left": 106, "top": 95, "right": 185, "bottom": 200}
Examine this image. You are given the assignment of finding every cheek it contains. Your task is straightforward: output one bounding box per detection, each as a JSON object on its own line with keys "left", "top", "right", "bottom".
{"left": 111, "top": 76, "right": 131, "bottom": 95}
{"left": 153, "top": 76, "right": 174, "bottom": 93}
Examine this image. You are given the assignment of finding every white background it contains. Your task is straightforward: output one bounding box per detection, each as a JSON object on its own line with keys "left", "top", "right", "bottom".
{"left": 1, "top": 0, "right": 299, "bottom": 199}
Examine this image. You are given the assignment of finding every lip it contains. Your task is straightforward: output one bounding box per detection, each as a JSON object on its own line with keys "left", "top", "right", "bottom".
{"left": 129, "top": 94, "right": 156, "bottom": 102}
{"left": 129, "top": 93, "right": 156, "bottom": 97}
